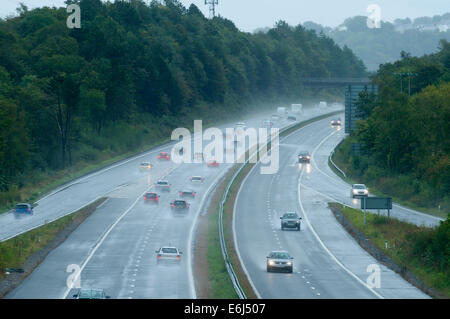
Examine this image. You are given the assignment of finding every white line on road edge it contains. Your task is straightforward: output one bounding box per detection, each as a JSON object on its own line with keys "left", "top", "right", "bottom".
{"left": 312, "top": 129, "right": 443, "bottom": 223}
{"left": 61, "top": 165, "right": 179, "bottom": 299}
{"left": 298, "top": 130, "right": 384, "bottom": 299}
{"left": 231, "top": 117, "right": 334, "bottom": 299}
{"left": 187, "top": 166, "right": 230, "bottom": 299}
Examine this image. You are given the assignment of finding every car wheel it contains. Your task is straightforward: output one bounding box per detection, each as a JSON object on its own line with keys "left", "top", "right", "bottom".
{"left": 281, "top": 224, "right": 284, "bottom": 230}
{"left": 289, "top": 267, "right": 293, "bottom": 273}
{"left": 267, "top": 266, "right": 271, "bottom": 272}
{"left": 297, "top": 225, "right": 300, "bottom": 231}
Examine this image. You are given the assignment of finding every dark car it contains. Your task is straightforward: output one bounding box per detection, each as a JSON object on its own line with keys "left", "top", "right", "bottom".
{"left": 179, "top": 190, "right": 196, "bottom": 198}
{"left": 155, "top": 180, "right": 171, "bottom": 192}
{"left": 144, "top": 192, "right": 159, "bottom": 203}
{"left": 287, "top": 116, "right": 297, "bottom": 121}
{"left": 73, "top": 288, "right": 110, "bottom": 299}
{"left": 170, "top": 200, "right": 190, "bottom": 210}
{"left": 14, "top": 203, "right": 33, "bottom": 214}
{"left": 298, "top": 151, "right": 311, "bottom": 163}
{"left": 158, "top": 152, "right": 170, "bottom": 160}
{"left": 280, "top": 212, "right": 302, "bottom": 231}
{"left": 266, "top": 251, "right": 294, "bottom": 273}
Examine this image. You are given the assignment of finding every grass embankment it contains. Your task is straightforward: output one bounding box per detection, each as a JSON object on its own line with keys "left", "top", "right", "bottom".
{"left": 0, "top": 198, "right": 106, "bottom": 282}
{"left": 331, "top": 137, "right": 448, "bottom": 219}
{"left": 329, "top": 203, "right": 449, "bottom": 298}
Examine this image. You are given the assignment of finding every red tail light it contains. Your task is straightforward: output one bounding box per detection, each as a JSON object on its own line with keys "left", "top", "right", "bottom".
{"left": 176, "top": 256, "right": 180, "bottom": 260}
{"left": 186, "top": 204, "right": 188, "bottom": 208}
{"left": 27, "top": 208, "right": 30, "bottom": 212}
{"left": 171, "top": 204, "right": 174, "bottom": 207}
{"left": 158, "top": 255, "right": 161, "bottom": 259}
{"left": 192, "top": 193, "right": 195, "bottom": 196}
{"left": 14, "top": 209, "right": 16, "bottom": 212}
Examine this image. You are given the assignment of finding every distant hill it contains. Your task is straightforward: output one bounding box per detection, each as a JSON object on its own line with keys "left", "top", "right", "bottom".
{"left": 301, "top": 14, "right": 450, "bottom": 71}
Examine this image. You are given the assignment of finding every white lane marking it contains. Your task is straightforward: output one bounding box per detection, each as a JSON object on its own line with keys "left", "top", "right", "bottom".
{"left": 231, "top": 115, "right": 339, "bottom": 299}
{"left": 311, "top": 127, "right": 443, "bottom": 223}
{"left": 61, "top": 166, "right": 178, "bottom": 299}
{"left": 298, "top": 131, "right": 384, "bottom": 299}
{"left": 187, "top": 167, "right": 229, "bottom": 299}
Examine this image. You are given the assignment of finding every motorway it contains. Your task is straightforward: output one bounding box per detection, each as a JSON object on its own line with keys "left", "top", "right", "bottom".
{"left": 4, "top": 105, "right": 340, "bottom": 299}
{"left": 234, "top": 116, "right": 438, "bottom": 299}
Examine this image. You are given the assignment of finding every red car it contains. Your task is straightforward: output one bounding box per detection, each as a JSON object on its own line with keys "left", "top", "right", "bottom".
{"left": 144, "top": 192, "right": 159, "bottom": 203}
{"left": 179, "top": 190, "right": 196, "bottom": 198}
{"left": 158, "top": 152, "right": 170, "bottom": 160}
{"left": 207, "top": 160, "right": 219, "bottom": 167}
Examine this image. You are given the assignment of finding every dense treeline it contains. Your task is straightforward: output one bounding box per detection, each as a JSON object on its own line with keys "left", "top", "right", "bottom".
{"left": 304, "top": 15, "right": 450, "bottom": 71}
{"left": 0, "top": 0, "right": 366, "bottom": 205}
{"left": 338, "top": 40, "right": 450, "bottom": 211}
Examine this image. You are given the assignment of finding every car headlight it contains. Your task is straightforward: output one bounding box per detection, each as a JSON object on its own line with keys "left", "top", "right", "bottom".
{"left": 287, "top": 262, "right": 292, "bottom": 266}
{"left": 364, "top": 189, "right": 368, "bottom": 194}
{"left": 353, "top": 190, "right": 358, "bottom": 194}
{"left": 268, "top": 260, "right": 275, "bottom": 266}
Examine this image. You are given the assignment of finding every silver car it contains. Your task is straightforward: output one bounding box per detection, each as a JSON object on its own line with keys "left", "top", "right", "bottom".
{"left": 266, "top": 251, "right": 294, "bottom": 273}
{"left": 280, "top": 212, "right": 302, "bottom": 231}
{"left": 156, "top": 246, "right": 183, "bottom": 263}
{"left": 351, "top": 184, "right": 369, "bottom": 198}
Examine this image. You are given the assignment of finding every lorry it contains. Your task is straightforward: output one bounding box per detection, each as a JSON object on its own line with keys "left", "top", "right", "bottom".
{"left": 291, "top": 104, "right": 303, "bottom": 114}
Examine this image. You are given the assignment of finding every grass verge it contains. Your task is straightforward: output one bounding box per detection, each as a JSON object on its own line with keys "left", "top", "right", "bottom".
{"left": 330, "top": 138, "right": 447, "bottom": 219}
{"left": 0, "top": 197, "right": 106, "bottom": 297}
{"left": 329, "top": 202, "right": 449, "bottom": 298}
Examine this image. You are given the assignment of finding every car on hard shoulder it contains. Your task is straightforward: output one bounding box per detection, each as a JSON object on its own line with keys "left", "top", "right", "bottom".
{"left": 144, "top": 192, "right": 159, "bottom": 203}
{"left": 280, "top": 212, "right": 302, "bottom": 231}
{"left": 298, "top": 151, "right": 311, "bottom": 163}
{"left": 190, "top": 176, "right": 204, "bottom": 183}
{"left": 158, "top": 152, "right": 170, "bottom": 160}
{"left": 155, "top": 180, "right": 171, "bottom": 192}
{"left": 14, "top": 203, "right": 33, "bottom": 214}
{"left": 170, "top": 200, "right": 189, "bottom": 210}
{"left": 179, "top": 190, "right": 196, "bottom": 198}
{"left": 351, "top": 184, "right": 369, "bottom": 198}
{"left": 266, "top": 251, "right": 294, "bottom": 273}
{"left": 155, "top": 246, "right": 182, "bottom": 263}
{"left": 138, "top": 162, "right": 152, "bottom": 171}
{"left": 73, "top": 288, "right": 111, "bottom": 299}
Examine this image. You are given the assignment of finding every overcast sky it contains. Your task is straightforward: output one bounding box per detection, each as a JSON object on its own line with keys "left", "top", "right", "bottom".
{"left": 1, "top": 0, "right": 449, "bottom": 31}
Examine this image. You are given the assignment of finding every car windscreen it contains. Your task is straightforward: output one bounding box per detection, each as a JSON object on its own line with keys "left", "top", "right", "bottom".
{"left": 158, "top": 181, "right": 168, "bottom": 185}
{"left": 270, "top": 252, "right": 290, "bottom": 259}
{"left": 354, "top": 185, "right": 366, "bottom": 189}
{"left": 162, "top": 248, "right": 178, "bottom": 254}
{"left": 284, "top": 213, "right": 298, "bottom": 219}
{"left": 15, "top": 204, "right": 29, "bottom": 210}
{"left": 146, "top": 193, "right": 156, "bottom": 198}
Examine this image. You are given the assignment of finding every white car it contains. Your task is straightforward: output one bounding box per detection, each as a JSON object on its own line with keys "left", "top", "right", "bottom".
{"left": 156, "top": 246, "right": 183, "bottom": 263}
{"left": 351, "top": 184, "right": 369, "bottom": 198}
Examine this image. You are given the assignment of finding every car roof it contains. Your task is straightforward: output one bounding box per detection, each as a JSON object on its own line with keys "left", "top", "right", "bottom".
{"left": 158, "top": 180, "right": 169, "bottom": 183}
{"left": 353, "top": 184, "right": 366, "bottom": 187}
{"left": 298, "top": 151, "right": 309, "bottom": 154}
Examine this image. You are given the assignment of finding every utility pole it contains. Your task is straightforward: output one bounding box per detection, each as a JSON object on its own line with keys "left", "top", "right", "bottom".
{"left": 205, "top": 0, "right": 219, "bottom": 18}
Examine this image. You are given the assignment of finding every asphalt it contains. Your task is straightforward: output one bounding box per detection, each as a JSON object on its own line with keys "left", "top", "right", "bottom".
{"left": 4, "top": 105, "right": 340, "bottom": 299}
{"left": 233, "top": 116, "right": 434, "bottom": 299}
